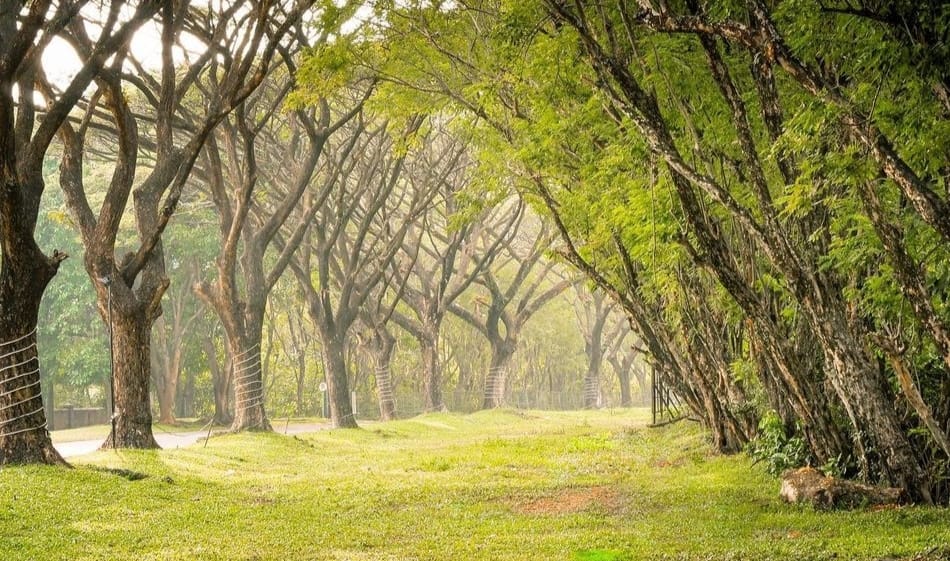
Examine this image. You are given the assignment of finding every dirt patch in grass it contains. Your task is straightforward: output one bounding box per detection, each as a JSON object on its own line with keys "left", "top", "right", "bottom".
{"left": 513, "top": 486, "right": 620, "bottom": 516}
{"left": 651, "top": 458, "right": 687, "bottom": 469}
{"left": 896, "top": 547, "right": 950, "bottom": 561}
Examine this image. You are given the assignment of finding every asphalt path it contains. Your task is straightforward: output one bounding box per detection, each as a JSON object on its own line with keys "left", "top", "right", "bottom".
{"left": 54, "top": 422, "right": 330, "bottom": 458}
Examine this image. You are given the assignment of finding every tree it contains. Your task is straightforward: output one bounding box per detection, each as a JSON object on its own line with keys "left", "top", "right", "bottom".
{"left": 291, "top": 114, "right": 434, "bottom": 427}
{"left": 151, "top": 257, "right": 204, "bottom": 424}
{"left": 0, "top": 0, "right": 161, "bottom": 464}
{"left": 194, "top": 29, "right": 370, "bottom": 431}
{"left": 383, "top": 124, "right": 516, "bottom": 412}
{"left": 573, "top": 287, "right": 617, "bottom": 409}
{"left": 542, "top": 0, "right": 945, "bottom": 500}
{"left": 603, "top": 323, "right": 643, "bottom": 408}
{"left": 57, "top": 0, "right": 314, "bottom": 448}
{"left": 450, "top": 219, "right": 575, "bottom": 409}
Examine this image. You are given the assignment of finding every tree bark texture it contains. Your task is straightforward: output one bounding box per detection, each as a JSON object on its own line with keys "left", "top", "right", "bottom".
{"left": 322, "top": 336, "right": 358, "bottom": 428}
{"left": 101, "top": 303, "right": 158, "bottom": 450}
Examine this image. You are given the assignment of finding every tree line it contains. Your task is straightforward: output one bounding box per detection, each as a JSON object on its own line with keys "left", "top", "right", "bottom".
{"left": 0, "top": 0, "right": 640, "bottom": 465}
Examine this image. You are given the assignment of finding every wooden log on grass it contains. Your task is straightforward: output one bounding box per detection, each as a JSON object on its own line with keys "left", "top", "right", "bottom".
{"left": 780, "top": 467, "right": 905, "bottom": 509}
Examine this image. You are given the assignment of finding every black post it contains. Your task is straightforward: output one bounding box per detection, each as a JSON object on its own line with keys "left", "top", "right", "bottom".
{"left": 101, "top": 277, "right": 117, "bottom": 450}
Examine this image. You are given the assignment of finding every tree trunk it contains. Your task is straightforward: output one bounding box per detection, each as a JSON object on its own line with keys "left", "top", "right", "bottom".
{"left": 371, "top": 329, "right": 397, "bottom": 421}
{"left": 295, "top": 349, "right": 307, "bottom": 416}
{"left": 229, "top": 333, "right": 270, "bottom": 432}
{"left": 0, "top": 194, "right": 65, "bottom": 464}
{"left": 0, "top": 319, "right": 62, "bottom": 464}
{"left": 177, "top": 366, "right": 195, "bottom": 419}
{"left": 101, "top": 305, "right": 158, "bottom": 449}
{"left": 419, "top": 333, "right": 445, "bottom": 412}
{"left": 322, "top": 335, "right": 358, "bottom": 428}
{"left": 617, "top": 367, "right": 631, "bottom": 407}
{"left": 815, "top": 311, "right": 930, "bottom": 501}
{"left": 609, "top": 355, "right": 634, "bottom": 407}
{"left": 583, "top": 346, "right": 602, "bottom": 409}
{"left": 374, "top": 362, "right": 396, "bottom": 421}
{"left": 482, "top": 340, "right": 515, "bottom": 409}
{"left": 202, "top": 336, "right": 232, "bottom": 426}
{"left": 157, "top": 373, "right": 177, "bottom": 425}
{"left": 152, "top": 341, "right": 181, "bottom": 425}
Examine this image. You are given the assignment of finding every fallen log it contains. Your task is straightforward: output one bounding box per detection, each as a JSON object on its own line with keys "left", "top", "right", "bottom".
{"left": 780, "top": 467, "right": 905, "bottom": 509}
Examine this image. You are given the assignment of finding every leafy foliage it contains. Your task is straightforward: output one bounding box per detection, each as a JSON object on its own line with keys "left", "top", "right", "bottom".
{"left": 746, "top": 411, "right": 810, "bottom": 477}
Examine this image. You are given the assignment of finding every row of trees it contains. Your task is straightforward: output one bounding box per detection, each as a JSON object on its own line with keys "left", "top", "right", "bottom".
{"left": 350, "top": 0, "right": 948, "bottom": 503}
{"left": 0, "top": 0, "right": 643, "bottom": 464}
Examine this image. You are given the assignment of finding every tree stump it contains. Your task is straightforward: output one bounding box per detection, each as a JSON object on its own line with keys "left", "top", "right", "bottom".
{"left": 780, "top": 467, "right": 905, "bottom": 509}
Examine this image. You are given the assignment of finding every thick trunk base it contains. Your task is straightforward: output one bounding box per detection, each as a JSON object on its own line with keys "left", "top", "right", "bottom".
{"left": 230, "top": 346, "right": 271, "bottom": 432}
{"left": 0, "top": 330, "right": 65, "bottom": 465}
{"left": 101, "top": 307, "right": 159, "bottom": 450}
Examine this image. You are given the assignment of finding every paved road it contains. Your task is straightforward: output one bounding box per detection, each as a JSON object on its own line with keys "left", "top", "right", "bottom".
{"left": 54, "top": 422, "right": 330, "bottom": 459}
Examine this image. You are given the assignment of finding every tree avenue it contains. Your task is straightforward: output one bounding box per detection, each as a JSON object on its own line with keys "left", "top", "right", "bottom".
{"left": 3, "top": 0, "right": 947, "bottom": 510}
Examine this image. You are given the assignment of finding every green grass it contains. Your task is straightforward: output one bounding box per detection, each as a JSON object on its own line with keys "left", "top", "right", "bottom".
{"left": 3, "top": 408, "right": 948, "bottom": 560}
{"left": 51, "top": 417, "right": 328, "bottom": 443}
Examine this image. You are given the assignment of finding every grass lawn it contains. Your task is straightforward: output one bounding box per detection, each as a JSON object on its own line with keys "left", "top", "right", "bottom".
{"left": 50, "top": 417, "right": 328, "bottom": 444}
{"left": 2, "top": 408, "right": 948, "bottom": 560}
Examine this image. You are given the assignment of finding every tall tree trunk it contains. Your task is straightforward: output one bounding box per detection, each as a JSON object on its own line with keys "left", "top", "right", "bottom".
{"left": 583, "top": 343, "right": 603, "bottom": 409}
{"left": 0, "top": 193, "right": 66, "bottom": 464}
{"left": 815, "top": 309, "right": 931, "bottom": 500}
{"left": 582, "top": 360, "right": 601, "bottom": 409}
{"left": 157, "top": 372, "right": 178, "bottom": 425}
{"left": 616, "top": 366, "right": 631, "bottom": 407}
{"left": 322, "top": 334, "right": 358, "bottom": 428}
{"left": 102, "top": 304, "right": 158, "bottom": 449}
{"left": 374, "top": 360, "right": 396, "bottom": 422}
{"left": 608, "top": 354, "right": 634, "bottom": 407}
{"left": 0, "top": 293, "right": 63, "bottom": 464}
{"left": 202, "top": 336, "right": 232, "bottom": 425}
{"left": 196, "top": 277, "right": 271, "bottom": 431}
{"left": 295, "top": 349, "right": 307, "bottom": 416}
{"left": 177, "top": 366, "right": 195, "bottom": 419}
{"left": 152, "top": 340, "right": 182, "bottom": 425}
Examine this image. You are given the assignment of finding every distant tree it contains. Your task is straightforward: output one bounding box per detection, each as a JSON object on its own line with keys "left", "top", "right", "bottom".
{"left": 602, "top": 321, "right": 641, "bottom": 408}
{"left": 450, "top": 220, "right": 575, "bottom": 409}
{"left": 151, "top": 257, "right": 204, "bottom": 424}
{"left": 385, "top": 126, "right": 515, "bottom": 412}
{"left": 290, "top": 115, "right": 435, "bottom": 428}
{"left": 573, "top": 287, "right": 616, "bottom": 409}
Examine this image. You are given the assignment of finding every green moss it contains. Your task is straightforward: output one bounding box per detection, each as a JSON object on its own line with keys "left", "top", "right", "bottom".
{"left": 1, "top": 409, "right": 947, "bottom": 560}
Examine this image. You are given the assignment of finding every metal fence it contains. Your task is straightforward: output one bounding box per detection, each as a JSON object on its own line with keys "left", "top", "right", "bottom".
{"left": 347, "top": 388, "right": 651, "bottom": 421}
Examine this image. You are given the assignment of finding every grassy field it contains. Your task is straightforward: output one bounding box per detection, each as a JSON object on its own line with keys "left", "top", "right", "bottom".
{"left": 2, "top": 408, "right": 948, "bottom": 560}
{"left": 50, "top": 417, "right": 327, "bottom": 443}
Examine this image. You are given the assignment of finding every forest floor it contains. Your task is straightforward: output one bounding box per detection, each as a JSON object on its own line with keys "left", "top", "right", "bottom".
{"left": 1, "top": 408, "right": 948, "bottom": 560}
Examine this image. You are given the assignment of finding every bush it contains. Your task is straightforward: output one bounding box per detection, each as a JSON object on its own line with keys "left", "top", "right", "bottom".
{"left": 746, "top": 411, "right": 809, "bottom": 476}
